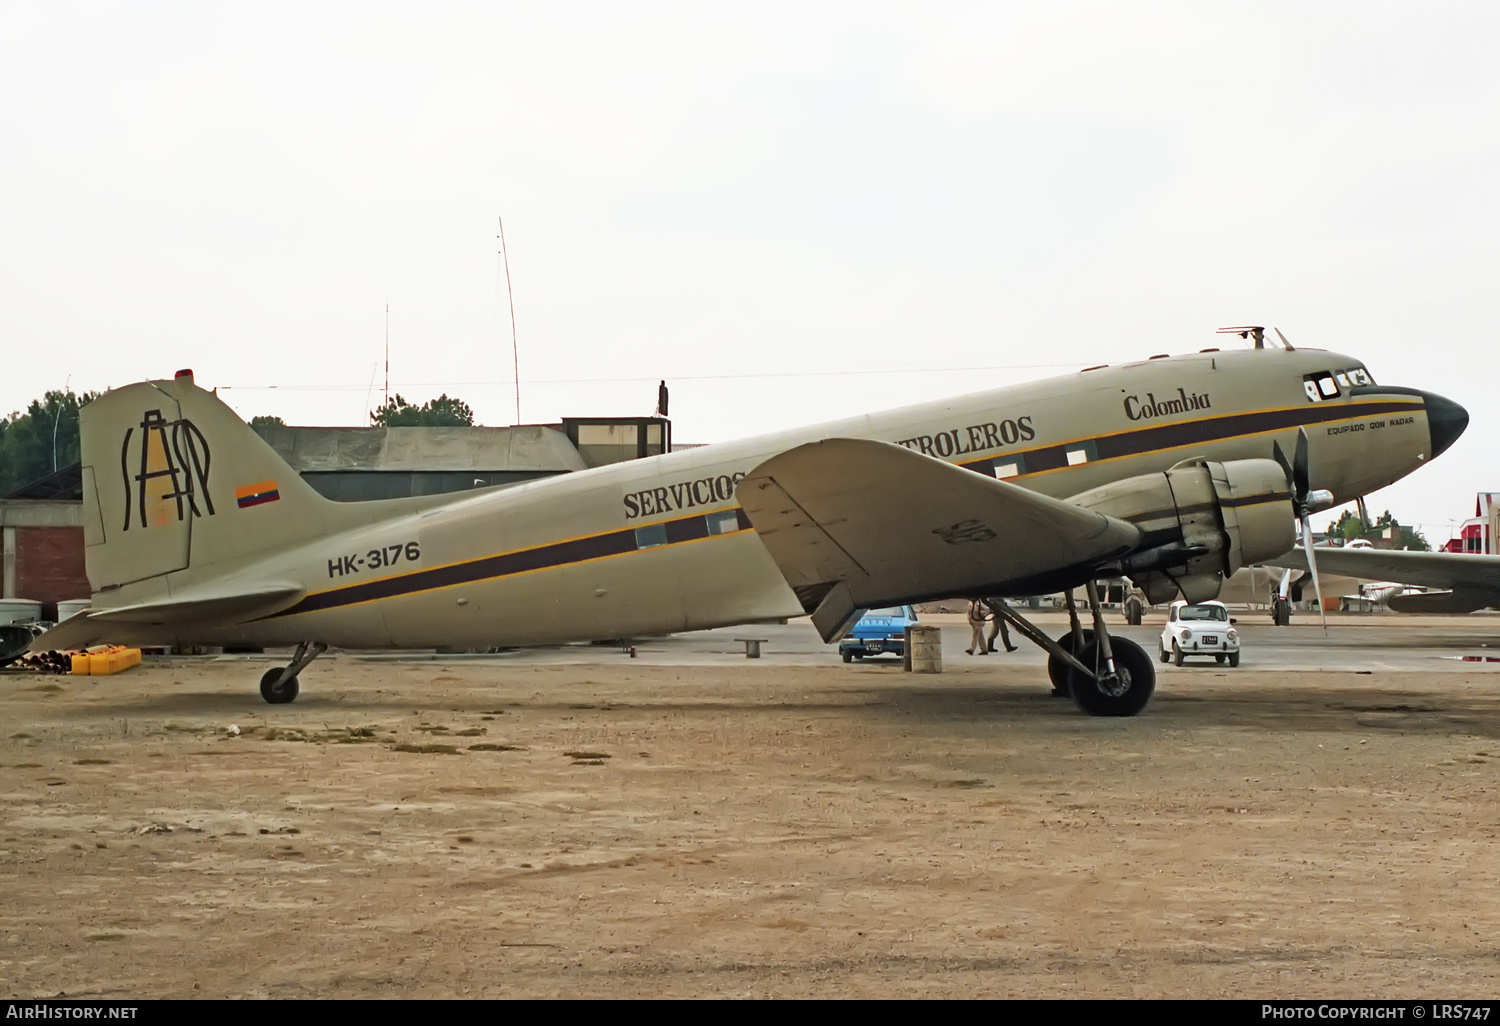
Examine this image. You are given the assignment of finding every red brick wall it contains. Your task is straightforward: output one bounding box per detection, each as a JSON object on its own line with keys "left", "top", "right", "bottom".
{"left": 15, "top": 526, "right": 89, "bottom": 620}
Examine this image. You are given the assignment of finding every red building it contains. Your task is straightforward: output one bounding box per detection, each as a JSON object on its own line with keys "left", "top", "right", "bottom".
{"left": 1440, "top": 492, "right": 1498, "bottom": 554}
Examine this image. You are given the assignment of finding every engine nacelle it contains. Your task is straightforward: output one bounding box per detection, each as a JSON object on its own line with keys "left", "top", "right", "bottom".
{"left": 1067, "top": 458, "right": 1295, "bottom": 604}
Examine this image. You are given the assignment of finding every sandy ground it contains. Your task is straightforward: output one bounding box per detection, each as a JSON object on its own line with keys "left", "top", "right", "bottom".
{"left": 3, "top": 643, "right": 1500, "bottom": 998}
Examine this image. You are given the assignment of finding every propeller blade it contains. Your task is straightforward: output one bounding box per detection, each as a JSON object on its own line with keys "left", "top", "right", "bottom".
{"left": 1292, "top": 427, "right": 1311, "bottom": 503}
{"left": 1272, "top": 439, "right": 1294, "bottom": 488}
{"left": 1300, "top": 514, "right": 1328, "bottom": 633}
{"left": 1356, "top": 496, "right": 1371, "bottom": 535}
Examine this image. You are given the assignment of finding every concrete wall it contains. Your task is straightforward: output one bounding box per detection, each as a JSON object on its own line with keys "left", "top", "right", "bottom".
{"left": 252, "top": 424, "right": 589, "bottom": 474}
{"left": 249, "top": 424, "right": 592, "bottom": 502}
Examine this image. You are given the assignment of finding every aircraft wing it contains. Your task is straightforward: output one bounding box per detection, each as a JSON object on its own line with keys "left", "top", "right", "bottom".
{"left": 1268, "top": 548, "right": 1500, "bottom": 613}
{"left": 29, "top": 582, "right": 305, "bottom": 653}
{"left": 736, "top": 438, "right": 1142, "bottom": 640}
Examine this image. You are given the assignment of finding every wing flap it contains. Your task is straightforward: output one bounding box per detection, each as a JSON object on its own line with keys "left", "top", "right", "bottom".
{"left": 736, "top": 438, "right": 1141, "bottom": 635}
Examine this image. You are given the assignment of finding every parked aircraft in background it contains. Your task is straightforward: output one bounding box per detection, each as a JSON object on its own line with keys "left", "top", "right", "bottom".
{"left": 1271, "top": 547, "right": 1500, "bottom": 614}
{"left": 33, "top": 328, "right": 1467, "bottom": 717}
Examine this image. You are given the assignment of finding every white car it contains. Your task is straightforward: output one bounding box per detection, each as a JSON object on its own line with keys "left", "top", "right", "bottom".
{"left": 1159, "top": 600, "right": 1240, "bottom": 667}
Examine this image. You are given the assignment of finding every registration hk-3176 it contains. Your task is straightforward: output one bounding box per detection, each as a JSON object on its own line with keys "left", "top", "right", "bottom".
{"left": 327, "top": 541, "right": 421, "bottom": 578}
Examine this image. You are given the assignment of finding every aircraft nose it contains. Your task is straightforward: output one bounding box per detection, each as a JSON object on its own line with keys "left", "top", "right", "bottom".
{"left": 1419, "top": 390, "right": 1468, "bottom": 459}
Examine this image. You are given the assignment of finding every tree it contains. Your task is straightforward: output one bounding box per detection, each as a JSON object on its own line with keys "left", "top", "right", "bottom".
{"left": 1330, "top": 509, "right": 1366, "bottom": 541}
{"left": 0, "top": 389, "right": 100, "bottom": 495}
{"left": 250, "top": 415, "right": 286, "bottom": 428}
{"left": 1372, "top": 509, "right": 1430, "bottom": 551}
{"left": 370, "top": 394, "right": 475, "bottom": 428}
{"left": 1327, "top": 508, "right": 1430, "bottom": 551}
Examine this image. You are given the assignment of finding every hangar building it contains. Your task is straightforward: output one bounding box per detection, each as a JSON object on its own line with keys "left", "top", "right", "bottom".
{"left": 2, "top": 413, "right": 672, "bottom": 620}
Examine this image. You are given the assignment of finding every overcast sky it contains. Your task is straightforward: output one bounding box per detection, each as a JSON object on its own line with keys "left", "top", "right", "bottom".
{"left": 2, "top": 2, "right": 1495, "bottom": 541}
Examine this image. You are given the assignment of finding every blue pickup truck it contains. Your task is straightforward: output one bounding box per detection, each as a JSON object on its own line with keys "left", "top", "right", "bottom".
{"left": 839, "top": 605, "right": 920, "bottom": 662}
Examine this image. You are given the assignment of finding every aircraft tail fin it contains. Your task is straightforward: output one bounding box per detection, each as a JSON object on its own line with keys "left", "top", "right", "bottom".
{"left": 80, "top": 371, "right": 362, "bottom": 593}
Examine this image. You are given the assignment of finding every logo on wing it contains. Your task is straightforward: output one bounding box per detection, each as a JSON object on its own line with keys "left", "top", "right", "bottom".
{"left": 932, "top": 519, "right": 997, "bottom": 545}
{"left": 119, "top": 409, "right": 214, "bottom": 530}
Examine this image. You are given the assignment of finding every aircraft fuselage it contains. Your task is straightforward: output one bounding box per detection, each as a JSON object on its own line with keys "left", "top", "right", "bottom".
{"left": 99, "top": 346, "right": 1458, "bottom": 649}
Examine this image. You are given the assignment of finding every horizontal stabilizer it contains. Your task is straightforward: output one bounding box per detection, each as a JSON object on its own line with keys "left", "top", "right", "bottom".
{"left": 29, "top": 582, "right": 304, "bottom": 653}
{"left": 26, "top": 611, "right": 117, "bottom": 654}
{"left": 736, "top": 438, "right": 1141, "bottom": 638}
{"left": 86, "top": 582, "right": 305, "bottom": 624}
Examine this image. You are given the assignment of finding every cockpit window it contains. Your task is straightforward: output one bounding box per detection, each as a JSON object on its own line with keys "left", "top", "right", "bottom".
{"left": 1304, "top": 372, "right": 1340, "bottom": 401}
{"left": 1304, "top": 366, "right": 1374, "bottom": 402}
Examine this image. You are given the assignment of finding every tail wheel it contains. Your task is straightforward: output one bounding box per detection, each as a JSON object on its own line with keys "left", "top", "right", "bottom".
{"left": 260, "top": 667, "right": 299, "bottom": 704}
{"left": 1067, "top": 637, "right": 1155, "bottom": 717}
{"left": 1046, "top": 630, "right": 1094, "bottom": 695}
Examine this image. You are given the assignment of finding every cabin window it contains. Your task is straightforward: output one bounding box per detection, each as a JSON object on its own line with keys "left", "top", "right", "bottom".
{"left": 994, "top": 461, "right": 1021, "bottom": 479}
{"left": 634, "top": 523, "right": 668, "bottom": 549}
{"left": 1064, "top": 441, "right": 1097, "bottom": 467}
{"left": 705, "top": 510, "right": 740, "bottom": 536}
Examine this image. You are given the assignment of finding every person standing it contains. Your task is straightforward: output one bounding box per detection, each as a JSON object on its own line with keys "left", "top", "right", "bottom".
{"left": 966, "top": 600, "right": 988, "bottom": 655}
{"left": 986, "top": 599, "right": 1019, "bottom": 652}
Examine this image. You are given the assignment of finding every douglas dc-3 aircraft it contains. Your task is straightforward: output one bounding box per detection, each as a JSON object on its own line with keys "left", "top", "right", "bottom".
{"left": 32, "top": 328, "right": 1467, "bottom": 717}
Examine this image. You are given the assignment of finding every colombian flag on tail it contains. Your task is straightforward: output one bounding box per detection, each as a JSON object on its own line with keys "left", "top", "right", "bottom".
{"left": 235, "top": 480, "right": 280, "bottom": 509}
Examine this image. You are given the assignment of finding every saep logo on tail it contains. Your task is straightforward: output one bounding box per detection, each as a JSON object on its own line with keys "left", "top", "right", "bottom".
{"left": 119, "top": 409, "right": 214, "bottom": 530}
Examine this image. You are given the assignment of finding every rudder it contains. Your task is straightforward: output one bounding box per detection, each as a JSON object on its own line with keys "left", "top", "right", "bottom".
{"left": 82, "top": 370, "right": 351, "bottom": 591}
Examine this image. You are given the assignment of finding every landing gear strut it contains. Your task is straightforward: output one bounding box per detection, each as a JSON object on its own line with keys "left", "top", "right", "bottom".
{"left": 1047, "top": 591, "right": 1093, "bottom": 697}
{"left": 259, "top": 641, "right": 327, "bottom": 704}
{"left": 988, "top": 582, "right": 1156, "bottom": 717}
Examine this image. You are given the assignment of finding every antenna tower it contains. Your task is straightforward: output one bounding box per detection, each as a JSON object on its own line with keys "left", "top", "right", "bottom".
{"left": 384, "top": 304, "right": 390, "bottom": 409}
{"left": 498, "top": 215, "right": 521, "bottom": 424}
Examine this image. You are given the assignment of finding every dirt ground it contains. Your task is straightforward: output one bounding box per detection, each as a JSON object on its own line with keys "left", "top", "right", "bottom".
{"left": 3, "top": 652, "right": 1499, "bottom": 998}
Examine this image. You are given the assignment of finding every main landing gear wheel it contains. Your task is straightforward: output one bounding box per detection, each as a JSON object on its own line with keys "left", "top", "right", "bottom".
{"left": 1066, "top": 636, "right": 1155, "bottom": 717}
{"left": 1124, "top": 599, "right": 1143, "bottom": 626}
{"left": 1046, "top": 630, "right": 1094, "bottom": 696}
{"left": 1272, "top": 598, "right": 1291, "bottom": 626}
{"left": 260, "top": 667, "right": 299, "bottom": 704}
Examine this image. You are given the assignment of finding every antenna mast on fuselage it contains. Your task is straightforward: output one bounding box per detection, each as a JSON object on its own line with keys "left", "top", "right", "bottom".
{"left": 1215, "top": 325, "right": 1294, "bottom": 351}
